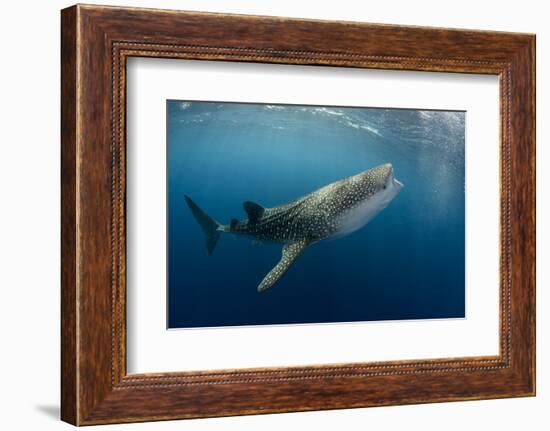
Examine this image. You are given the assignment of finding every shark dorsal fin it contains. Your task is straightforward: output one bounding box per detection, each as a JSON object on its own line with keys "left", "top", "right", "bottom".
{"left": 243, "top": 201, "right": 265, "bottom": 223}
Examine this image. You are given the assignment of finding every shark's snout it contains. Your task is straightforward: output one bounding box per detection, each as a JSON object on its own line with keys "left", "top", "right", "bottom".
{"left": 380, "top": 163, "right": 393, "bottom": 176}
{"left": 382, "top": 163, "right": 404, "bottom": 191}
{"left": 354, "top": 163, "right": 403, "bottom": 195}
{"left": 384, "top": 164, "right": 394, "bottom": 181}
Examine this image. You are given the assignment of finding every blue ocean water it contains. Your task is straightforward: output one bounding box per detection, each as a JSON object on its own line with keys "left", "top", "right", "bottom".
{"left": 167, "top": 100, "right": 465, "bottom": 329}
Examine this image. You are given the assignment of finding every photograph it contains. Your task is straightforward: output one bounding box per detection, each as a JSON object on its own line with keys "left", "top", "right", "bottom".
{"left": 167, "top": 100, "right": 466, "bottom": 329}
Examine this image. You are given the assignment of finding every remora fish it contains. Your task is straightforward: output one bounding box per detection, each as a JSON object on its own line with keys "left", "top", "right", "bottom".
{"left": 184, "top": 163, "right": 403, "bottom": 292}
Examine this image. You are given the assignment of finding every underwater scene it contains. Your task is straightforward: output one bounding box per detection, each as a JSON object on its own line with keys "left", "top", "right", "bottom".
{"left": 167, "top": 100, "right": 465, "bottom": 329}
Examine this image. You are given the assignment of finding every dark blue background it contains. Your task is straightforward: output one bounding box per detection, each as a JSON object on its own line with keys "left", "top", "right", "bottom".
{"left": 167, "top": 101, "right": 465, "bottom": 328}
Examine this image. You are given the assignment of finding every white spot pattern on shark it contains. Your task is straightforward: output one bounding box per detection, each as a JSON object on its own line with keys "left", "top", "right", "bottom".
{"left": 184, "top": 163, "right": 403, "bottom": 292}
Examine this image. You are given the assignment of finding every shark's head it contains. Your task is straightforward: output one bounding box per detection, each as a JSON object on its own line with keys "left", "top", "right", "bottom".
{"left": 330, "top": 163, "right": 403, "bottom": 238}
{"left": 358, "top": 163, "right": 404, "bottom": 200}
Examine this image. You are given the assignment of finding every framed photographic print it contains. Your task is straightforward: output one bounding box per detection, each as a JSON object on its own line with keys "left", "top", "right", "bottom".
{"left": 61, "top": 4, "right": 535, "bottom": 425}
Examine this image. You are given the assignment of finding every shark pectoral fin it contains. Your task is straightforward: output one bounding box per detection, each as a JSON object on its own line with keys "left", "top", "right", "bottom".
{"left": 257, "top": 240, "right": 309, "bottom": 293}
{"left": 243, "top": 201, "right": 265, "bottom": 223}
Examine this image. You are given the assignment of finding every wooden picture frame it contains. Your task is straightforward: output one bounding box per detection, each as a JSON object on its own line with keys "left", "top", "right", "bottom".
{"left": 61, "top": 4, "right": 535, "bottom": 425}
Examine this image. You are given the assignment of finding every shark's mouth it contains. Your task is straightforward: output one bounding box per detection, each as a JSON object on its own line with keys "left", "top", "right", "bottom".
{"left": 384, "top": 163, "right": 403, "bottom": 190}
{"left": 384, "top": 165, "right": 404, "bottom": 190}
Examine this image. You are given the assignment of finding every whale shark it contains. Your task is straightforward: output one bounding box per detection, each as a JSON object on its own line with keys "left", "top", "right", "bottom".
{"left": 184, "top": 163, "right": 403, "bottom": 292}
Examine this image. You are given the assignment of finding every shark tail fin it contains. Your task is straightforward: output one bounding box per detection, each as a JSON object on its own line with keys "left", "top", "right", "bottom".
{"left": 184, "top": 195, "right": 222, "bottom": 256}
